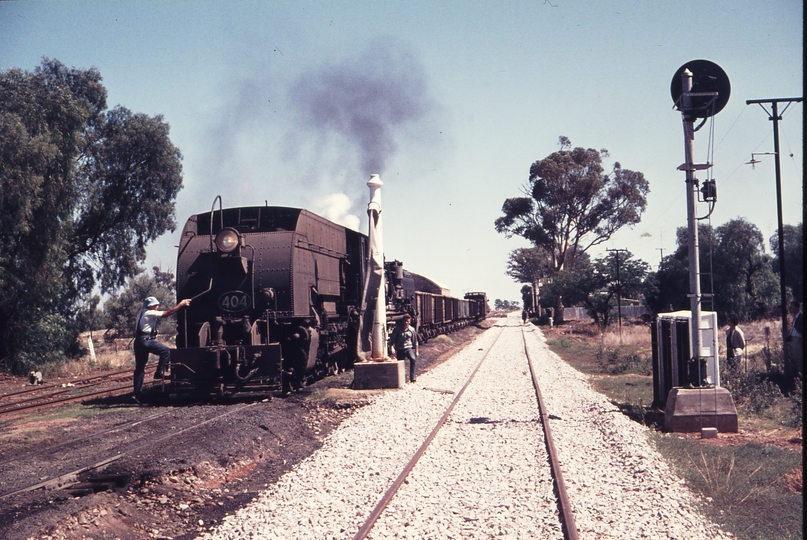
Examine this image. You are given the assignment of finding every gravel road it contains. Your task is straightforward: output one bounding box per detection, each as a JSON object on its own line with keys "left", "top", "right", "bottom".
{"left": 203, "top": 313, "right": 729, "bottom": 540}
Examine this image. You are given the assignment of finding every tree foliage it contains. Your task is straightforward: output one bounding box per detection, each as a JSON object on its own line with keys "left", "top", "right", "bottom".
{"left": 645, "top": 219, "right": 781, "bottom": 323}
{"left": 495, "top": 136, "right": 650, "bottom": 272}
{"left": 102, "top": 267, "right": 178, "bottom": 338}
{"left": 520, "top": 284, "right": 534, "bottom": 311}
{"left": 713, "top": 218, "right": 779, "bottom": 319}
{"left": 770, "top": 223, "right": 803, "bottom": 303}
{"left": 493, "top": 299, "right": 521, "bottom": 311}
{"left": 505, "top": 247, "right": 553, "bottom": 284}
{"left": 0, "top": 59, "right": 183, "bottom": 372}
{"left": 542, "top": 251, "right": 649, "bottom": 328}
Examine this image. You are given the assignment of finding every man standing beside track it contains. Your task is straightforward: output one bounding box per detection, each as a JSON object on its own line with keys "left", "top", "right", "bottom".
{"left": 725, "top": 314, "right": 746, "bottom": 371}
{"left": 389, "top": 313, "right": 418, "bottom": 383}
{"left": 132, "top": 296, "right": 191, "bottom": 401}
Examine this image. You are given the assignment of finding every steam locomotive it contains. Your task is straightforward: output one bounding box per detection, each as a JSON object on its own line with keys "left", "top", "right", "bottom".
{"left": 167, "top": 200, "right": 486, "bottom": 395}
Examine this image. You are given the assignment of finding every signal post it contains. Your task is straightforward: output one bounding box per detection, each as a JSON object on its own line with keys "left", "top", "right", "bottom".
{"left": 663, "top": 60, "right": 737, "bottom": 436}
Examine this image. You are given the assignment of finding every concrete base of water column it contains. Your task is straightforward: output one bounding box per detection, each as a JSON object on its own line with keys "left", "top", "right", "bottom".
{"left": 664, "top": 387, "right": 738, "bottom": 433}
{"left": 352, "top": 360, "right": 405, "bottom": 389}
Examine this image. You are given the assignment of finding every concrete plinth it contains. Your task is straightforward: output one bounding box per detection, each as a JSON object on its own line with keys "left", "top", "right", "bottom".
{"left": 701, "top": 427, "right": 718, "bottom": 439}
{"left": 664, "top": 387, "right": 738, "bottom": 433}
{"left": 352, "top": 360, "right": 405, "bottom": 390}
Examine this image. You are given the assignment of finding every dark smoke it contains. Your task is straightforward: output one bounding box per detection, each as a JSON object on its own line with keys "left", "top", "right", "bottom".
{"left": 191, "top": 39, "right": 444, "bottom": 227}
{"left": 288, "top": 39, "right": 435, "bottom": 177}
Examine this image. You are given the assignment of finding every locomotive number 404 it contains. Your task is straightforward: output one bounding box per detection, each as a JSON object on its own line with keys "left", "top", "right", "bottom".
{"left": 218, "top": 291, "right": 251, "bottom": 312}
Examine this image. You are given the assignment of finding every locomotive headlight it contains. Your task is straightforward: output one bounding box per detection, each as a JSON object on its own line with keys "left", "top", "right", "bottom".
{"left": 215, "top": 228, "right": 240, "bottom": 253}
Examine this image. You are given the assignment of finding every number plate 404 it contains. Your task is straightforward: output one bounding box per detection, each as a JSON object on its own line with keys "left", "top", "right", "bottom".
{"left": 218, "top": 291, "right": 251, "bottom": 312}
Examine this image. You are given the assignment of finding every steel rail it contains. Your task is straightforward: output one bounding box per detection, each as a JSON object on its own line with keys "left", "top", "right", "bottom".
{"left": 0, "top": 383, "right": 135, "bottom": 416}
{"left": 522, "top": 325, "right": 579, "bottom": 540}
{"left": 353, "top": 320, "right": 578, "bottom": 540}
{"left": 0, "top": 366, "right": 141, "bottom": 401}
{"left": 0, "top": 375, "right": 132, "bottom": 409}
{"left": 352, "top": 325, "right": 506, "bottom": 540}
{"left": 0, "top": 401, "right": 258, "bottom": 500}
{"left": 0, "top": 409, "right": 176, "bottom": 467}
{"left": 0, "top": 367, "right": 164, "bottom": 416}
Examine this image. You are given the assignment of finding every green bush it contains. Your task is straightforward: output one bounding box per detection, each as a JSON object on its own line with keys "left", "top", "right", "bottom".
{"left": 787, "top": 378, "right": 802, "bottom": 429}
{"left": 722, "top": 368, "right": 784, "bottom": 415}
{"left": 596, "top": 346, "right": 652, "bottom": 375}
{"left": 9, "top": 310, "right": 77, "bottom": 375}
{"left": 757, "top": 341, "right": 784, "bottom": 374}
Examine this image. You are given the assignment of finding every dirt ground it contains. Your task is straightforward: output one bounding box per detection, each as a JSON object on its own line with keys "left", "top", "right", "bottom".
{"left": 0, "top": 323, "right": 489, "bottom": 540}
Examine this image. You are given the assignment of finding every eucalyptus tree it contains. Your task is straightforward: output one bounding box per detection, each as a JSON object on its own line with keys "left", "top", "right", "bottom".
{"left": 496, "top": 136, "right": 649, "bottom": 321}
{"left": 646, "top": 220, "right": 780, "bottom": 323}
{"left": 770, "top": 223, "right": 803, "bottom": 302}
{"left": 495, "top": 136, "right": 649, "bottom": 272}
{"left": 542, "top": 252, "right": 649, "bottom": 328}
{"left": 713, "top": 218, "right": 779, "bottom": 321}
{"left": 0, "top": 59, "right": 183, "bottom": 372}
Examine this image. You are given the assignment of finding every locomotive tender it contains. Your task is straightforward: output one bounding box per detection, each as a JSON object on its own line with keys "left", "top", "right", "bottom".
{"left": 168, "top": 200, "right": 486, "bottom": 395}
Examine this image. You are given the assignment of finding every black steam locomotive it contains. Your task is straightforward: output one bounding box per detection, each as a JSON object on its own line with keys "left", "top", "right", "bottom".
{"left": 168, "top": 200, "right": 486, "bottom": 395}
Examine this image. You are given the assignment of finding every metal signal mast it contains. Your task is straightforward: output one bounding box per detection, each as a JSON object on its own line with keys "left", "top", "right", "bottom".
{"left": 671, "top": 60, "right": 730, "bottom": 386}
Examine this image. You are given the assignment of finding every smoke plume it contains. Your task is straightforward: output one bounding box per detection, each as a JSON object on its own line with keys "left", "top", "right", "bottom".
{"left": 191, "top": 38, "right": 443, "bottom": 229}
{"left": 287, "top": 38, "right": 438, "bottom": 185}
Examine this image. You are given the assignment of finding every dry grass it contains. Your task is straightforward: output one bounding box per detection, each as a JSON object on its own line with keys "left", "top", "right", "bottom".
{"left": 601, "top": 322, "right": 653, "bottom": 350}
{"left": 545, "top": 317, "right": 803, "bottom": 540}
{"left": 729, "top": 318, "right": 784, "bottom": 353}
{"left": 42, "top": 334, "right": 138, "bottom": 379}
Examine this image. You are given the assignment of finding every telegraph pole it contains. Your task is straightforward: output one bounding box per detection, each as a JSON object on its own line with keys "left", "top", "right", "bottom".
{"left": 746, "top": 97, "right": 803, "bottom": 380}
{"left": 607, "top": 248, "right": 628, "bottom": 340}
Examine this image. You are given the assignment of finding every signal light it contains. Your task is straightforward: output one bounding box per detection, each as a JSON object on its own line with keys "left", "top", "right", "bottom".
{"left": 700, "top": 179, "right": 717, "bottom": 202}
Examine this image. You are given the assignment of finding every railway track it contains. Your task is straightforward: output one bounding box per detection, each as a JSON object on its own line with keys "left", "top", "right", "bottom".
{"left": 352, "top": 321, "right": 578, "bottom": 539}
{"left": 0, "top": 401, "right": 254, "bottom": 500}
{"left": 0, "top": 365, "right": 158, "bottom": 416}
{"left": 1, "top": 317, "right": 730, "bottom": 539}
{"left": 207, "top": 317, "right": 580, "bottom": 539}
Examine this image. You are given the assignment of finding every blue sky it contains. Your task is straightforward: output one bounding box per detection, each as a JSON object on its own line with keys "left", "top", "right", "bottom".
{"left": 1, "top": 0, "right": 803, "bottom": 305}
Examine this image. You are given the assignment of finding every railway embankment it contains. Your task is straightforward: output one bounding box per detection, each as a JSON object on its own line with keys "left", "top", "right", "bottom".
{"left": 205, "top": 313, "right": 728, "bottom": 539}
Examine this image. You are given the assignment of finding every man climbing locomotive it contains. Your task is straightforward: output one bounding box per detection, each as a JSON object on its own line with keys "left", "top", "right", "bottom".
{"left": 132, "top": 296, "right": 191, "bottom": 401}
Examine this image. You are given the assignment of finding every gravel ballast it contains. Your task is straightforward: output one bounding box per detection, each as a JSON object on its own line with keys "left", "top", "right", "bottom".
{"left": 202, "top": 313, "right": 729, "bottom": 539}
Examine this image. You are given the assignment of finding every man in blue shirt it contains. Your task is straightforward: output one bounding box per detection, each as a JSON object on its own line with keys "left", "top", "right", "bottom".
{"left": 132, "top": 296, "right": 191, "bottom": 401}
